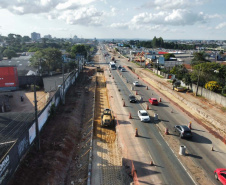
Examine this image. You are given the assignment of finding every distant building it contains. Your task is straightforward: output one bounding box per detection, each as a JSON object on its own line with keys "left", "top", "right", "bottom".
{"left": 31, "top": 32, "right": 41, "bottom": 41}
{"left": 43, "top": 34, "right": 52, "bottom": 39}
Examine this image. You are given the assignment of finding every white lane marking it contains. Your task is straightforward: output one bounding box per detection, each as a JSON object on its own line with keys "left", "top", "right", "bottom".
{"left": 156, "top": 123, "right": 198, "bottom": 185}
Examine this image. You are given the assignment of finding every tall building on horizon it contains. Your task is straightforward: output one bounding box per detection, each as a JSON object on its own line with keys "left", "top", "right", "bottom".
{"left": 31, "top": 32, "right": 41, "bottom": 41}
{"left": 43, "top": 34, "right": 52, "bottom": 39}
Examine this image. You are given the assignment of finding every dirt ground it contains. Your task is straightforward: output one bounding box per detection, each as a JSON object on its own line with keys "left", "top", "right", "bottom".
{"left": 8, "top": 67, "right": 96, "bottom": 185}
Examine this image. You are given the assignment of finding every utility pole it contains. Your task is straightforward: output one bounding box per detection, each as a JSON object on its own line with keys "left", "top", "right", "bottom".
{"left": 157, "top": 59, "right": 159, "bottom": 75}
{"left": 195, "top": 66, "right": 201, "bottom": 96}
{"left": 62, "top": 62, "right": 65, "bottom": 105}
{"left": 34, "top": 75, "right": 40, "bottom": 151}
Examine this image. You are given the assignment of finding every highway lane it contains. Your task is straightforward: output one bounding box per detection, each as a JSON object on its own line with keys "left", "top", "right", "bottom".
{"left": 110, "top": 68, "right": 195, "bottom": 185}
{"left": 112, "top": 56, "right": 225, "bottom": 185}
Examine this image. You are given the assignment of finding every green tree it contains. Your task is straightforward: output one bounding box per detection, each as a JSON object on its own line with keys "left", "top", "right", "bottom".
{"left": 22, "top": 36, "right": 31, "bottom": 43}
{"left": 182, "top": 73, "right": 192, "bottom": 89}
{"left": 30, "top": 48, "right": 62, "bottom": 75}
{"left": 3, "top": 49, "right": 17, "bottom": 59}
{"left": 152, "top": 36, "right": 157, "bottom": 48}
{"left": 191, "top": 52, "right": 210, "bottom": 66}
{"left": 170, "top": 65, "right": 188, "bottom": 80}
{"left": 164, "top": 53, "right": 175, "bottom": 60}
{"left": 71, "top": 44, "right": 87, "bottom": 58}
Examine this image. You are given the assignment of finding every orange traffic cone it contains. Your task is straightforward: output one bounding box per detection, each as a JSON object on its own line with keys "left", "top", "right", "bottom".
{"left": 159, "top": 98, "right": 161, "bottom": 102}
{"left": 150, "top": 161, "right": 154, "bottom": 166}
{"left": 165, "top": 128, "right": 169, "bottom": 135}
{"left": 129, "top": 113, "right": 132, "bottom": 119}
{"left": 135, "top": 128, "right": 139, "bottom": 137}
{"left": 136, "top": 91, "right": 138, "bottom": 95}
{"left": 188, "top": 122, "right": 192, "bottom": 129}
{"left": 146, "top": 104, "right": 149, "bottom": 110}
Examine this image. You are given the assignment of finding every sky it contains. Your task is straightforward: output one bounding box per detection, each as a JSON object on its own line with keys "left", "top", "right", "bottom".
{"left": 0, "top": 0, "right": 226, "bottom": 40}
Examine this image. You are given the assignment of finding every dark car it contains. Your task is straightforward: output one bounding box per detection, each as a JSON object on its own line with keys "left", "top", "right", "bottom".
{"left": 129, "top": 95, "right": 137, "bottom": 103}
{"left": 174, "top": 125, "right": 192, "bottom": 139}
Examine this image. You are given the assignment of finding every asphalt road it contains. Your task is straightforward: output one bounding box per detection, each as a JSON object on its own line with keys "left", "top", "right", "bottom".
{"left": 110, "top": 67, "right": 195, "bottom": 184}
{"left": 98, "top": 45, "right": 226, "bottom": 185}
{"left": 110, "top": 53, "right": 225, "bottom": 184}
{"left": 99, "top": 47, "right": 195, "bottom": 184}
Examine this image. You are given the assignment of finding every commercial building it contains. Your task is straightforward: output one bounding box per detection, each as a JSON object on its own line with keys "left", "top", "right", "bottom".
{"left": 31, "top": 32, "right": 41, "bottom": 41}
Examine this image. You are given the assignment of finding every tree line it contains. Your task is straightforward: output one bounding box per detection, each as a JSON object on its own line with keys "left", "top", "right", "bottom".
{"left": 167, "top": 52, "right": 226, "bottom": 96}
{"left": 0, "top": 33, "right": 96, "bottom": 74}
{"left": 129, "top": 37, "right": 221, "bottom": 50}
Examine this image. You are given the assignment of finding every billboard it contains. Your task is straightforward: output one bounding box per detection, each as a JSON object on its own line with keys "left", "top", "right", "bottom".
{"left": 158, "top": 57, "right": 165, "bottom": 65}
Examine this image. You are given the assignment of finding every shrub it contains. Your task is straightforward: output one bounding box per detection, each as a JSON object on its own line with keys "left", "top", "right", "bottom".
{"left": 205, "top": 81, "right": 221, "bottom": 92}
{"left": 30, "top": 85, "right": 40, "bottom": 92}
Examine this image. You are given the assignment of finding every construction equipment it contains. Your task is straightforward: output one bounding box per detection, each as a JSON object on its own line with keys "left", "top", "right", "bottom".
{"left": 97, "top": 66, "right": 104, "bottom": 72}
{"left": 101, "top": 108, "right": 115, "bottom": 127}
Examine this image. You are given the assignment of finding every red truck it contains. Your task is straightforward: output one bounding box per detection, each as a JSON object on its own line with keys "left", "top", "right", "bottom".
{"left": 0, "top": 66, "right": 19, "bottom": 88}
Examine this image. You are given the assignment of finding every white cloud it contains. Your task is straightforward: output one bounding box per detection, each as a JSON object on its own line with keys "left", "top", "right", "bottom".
{"left": 110, "top": 23, "right": 129, "bottom": 29}
{"left": 0, "top": 0, "right": 98, "bottom": 14}
{"left": 58, "top": 7, "right": 103, "bottom": 26}
{"left": 56, "top": 0, "right": 97, "bottom": 10}
{"left": 216, "top": 22, "right": 226, "bottom": 29}
{"left": 142, "top": 0, "right": 209, "bottom": 10}
{"left": 130, "top": 9, "right": 206, "bottom": 26}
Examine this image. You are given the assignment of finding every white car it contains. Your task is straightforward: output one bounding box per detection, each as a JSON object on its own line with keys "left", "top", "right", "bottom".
{"left": 133, "top": 81, "right": 139, "bottom": 86}
{"left": 138, "top": 110, "right": 150, "bottom": 122}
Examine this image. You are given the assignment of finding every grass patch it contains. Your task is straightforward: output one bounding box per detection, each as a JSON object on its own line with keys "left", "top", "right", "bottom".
{"left": 155, "top": 74, "right": 164, "bottom": 78}
{"left": 221, "top": 107, "right": 226, "bottom": 112}
{"left": 167, "top": 80, "right": 173, "bottom": 83}
{"left": 222, "top": 93, "right": 226, "bottom": 97}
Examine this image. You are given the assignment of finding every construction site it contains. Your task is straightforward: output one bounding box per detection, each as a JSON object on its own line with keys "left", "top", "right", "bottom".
{"left": 5, "top": 53, "right": 133, "bottom": 185}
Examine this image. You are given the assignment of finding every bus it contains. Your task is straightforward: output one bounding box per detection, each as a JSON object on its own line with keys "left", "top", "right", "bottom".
{"left": 109, "top": 62, "right": 116, "bottom": 70}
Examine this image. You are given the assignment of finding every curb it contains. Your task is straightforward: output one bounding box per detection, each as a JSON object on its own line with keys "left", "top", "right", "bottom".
{"left": 87, "top": 76, "right": 96, "bottom": 185}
